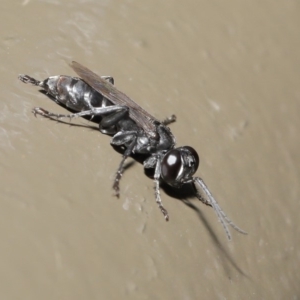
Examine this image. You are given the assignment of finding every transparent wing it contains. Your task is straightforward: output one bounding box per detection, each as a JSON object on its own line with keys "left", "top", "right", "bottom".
{"left": 70, "top": 61, "right": 159, "bottom": 138}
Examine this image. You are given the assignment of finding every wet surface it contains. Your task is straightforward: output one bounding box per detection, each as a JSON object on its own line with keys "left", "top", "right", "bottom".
{"left": 0, "top": 0, "right": 299, "bottom": 299}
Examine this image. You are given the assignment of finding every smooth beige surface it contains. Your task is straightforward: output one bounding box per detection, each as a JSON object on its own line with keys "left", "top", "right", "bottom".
{"left": 0, "top": 1, "right": 299, "bottom": 299}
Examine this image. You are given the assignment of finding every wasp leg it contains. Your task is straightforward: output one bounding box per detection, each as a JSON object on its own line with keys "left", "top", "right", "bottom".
{"left": 153, "top": 156, "right": 169, "bottom": 221}
{"left": 19, "top": 74, "right": 114, "bottom": 86}
{"left": 99, "top": 108, "right": 129, "bottom": 132}
{"left": 110, "top": 131, "right": 137, "bottom": 197}
{"left": 162, "top": 114, "right": 176, "bottom": 126}
{"left": 18, "top": 74, "right": 42, "bottom": 86}
{"left": 32, "top": 105, "right": 126, "bottom": 120}
{"left": 101, "top": 76, "right": 114, "bottom": 85}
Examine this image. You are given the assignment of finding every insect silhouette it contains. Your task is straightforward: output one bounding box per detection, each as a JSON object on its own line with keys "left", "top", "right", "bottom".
{"left": 19, "top": 61, "right": 246, "bottom": 240}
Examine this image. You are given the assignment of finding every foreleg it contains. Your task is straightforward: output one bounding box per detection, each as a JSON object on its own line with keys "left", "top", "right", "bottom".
{"left": 153, "top": 156, "right": 169, "bottom": 221}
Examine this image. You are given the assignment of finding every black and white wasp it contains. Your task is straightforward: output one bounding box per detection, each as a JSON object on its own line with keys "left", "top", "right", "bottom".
{"left": 19, "top": 61, "right": 246, "bottom": 240}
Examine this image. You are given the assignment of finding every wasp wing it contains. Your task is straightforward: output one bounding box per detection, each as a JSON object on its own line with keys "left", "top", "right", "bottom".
{"left": 70, "top": 61, "right": 159, "bottom": 138}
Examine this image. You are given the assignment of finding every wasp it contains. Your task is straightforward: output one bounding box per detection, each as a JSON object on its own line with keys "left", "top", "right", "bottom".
{"left": 19, "top": 61, "right": 246, "bottom": 239}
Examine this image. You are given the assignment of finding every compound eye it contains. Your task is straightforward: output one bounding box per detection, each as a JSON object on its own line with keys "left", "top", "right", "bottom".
{"left": 161, "top": 149, "right": 182, "bottom": 184}
{"left": 183, "top": 146, "right": 199, "bottom": 171}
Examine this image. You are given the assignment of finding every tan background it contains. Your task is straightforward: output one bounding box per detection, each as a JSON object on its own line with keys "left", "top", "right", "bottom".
{"left": 0, "top": 1, "right": 299, "bottom": 299}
